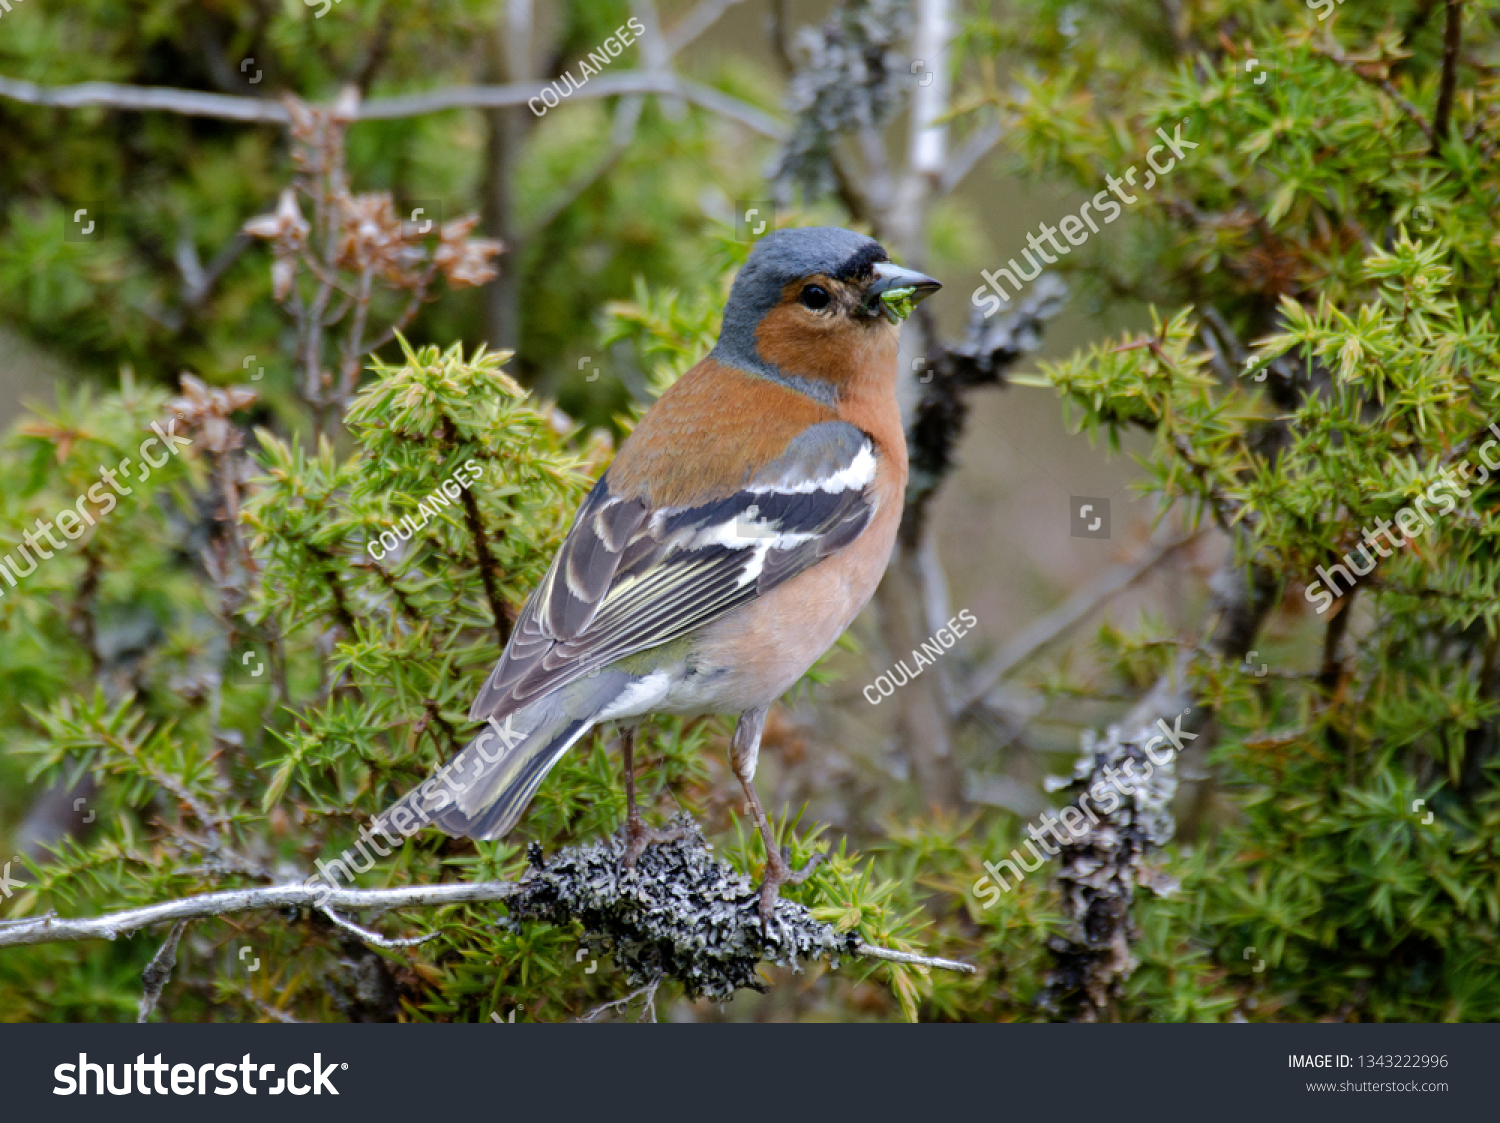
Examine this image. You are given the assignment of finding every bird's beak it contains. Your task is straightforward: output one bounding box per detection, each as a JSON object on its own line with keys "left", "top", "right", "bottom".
{"left": 863, "top": 261, "right": 942, "bottom": 323}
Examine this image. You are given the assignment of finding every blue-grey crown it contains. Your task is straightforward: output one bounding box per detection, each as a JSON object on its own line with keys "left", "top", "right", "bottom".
{"left": 710, "top": 227, "right": 889, "bottom": 399}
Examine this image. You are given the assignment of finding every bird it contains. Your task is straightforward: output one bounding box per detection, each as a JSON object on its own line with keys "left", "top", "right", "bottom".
{"left": 377, "top": 226, "right": 940, "bottom": 923}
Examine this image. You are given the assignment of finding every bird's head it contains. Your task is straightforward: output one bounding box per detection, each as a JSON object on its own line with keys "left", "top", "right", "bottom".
{"left": 710, "top": 227, "right": 941, "bottom": 400}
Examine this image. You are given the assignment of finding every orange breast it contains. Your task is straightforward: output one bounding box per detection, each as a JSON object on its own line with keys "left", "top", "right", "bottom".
{"left": 607, "top": 358, "right": 837, "bottom": 507}
{"left": 685, "top": 351, "right": 908, "bottom": 713}
{"left": 613, "top": 317, "right": 909, "bottom": 714}
{"left": 686, "top": 449, "right": 904, "bottom": 713}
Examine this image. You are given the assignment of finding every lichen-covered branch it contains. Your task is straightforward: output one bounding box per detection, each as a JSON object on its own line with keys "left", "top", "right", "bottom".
{"left": 1040, "top": 542, "right": 1280, "bottom": 1019}
{"left": 0, "top": 825, "right": 972, "bottom": 995}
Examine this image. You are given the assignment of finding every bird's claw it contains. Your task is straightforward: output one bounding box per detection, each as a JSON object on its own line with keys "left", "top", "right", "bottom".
{"left": 757, "top": 846, "right": 826, "bottom": 934}
{"left": 620, "top": 816, "right": 687, "bottom": 870}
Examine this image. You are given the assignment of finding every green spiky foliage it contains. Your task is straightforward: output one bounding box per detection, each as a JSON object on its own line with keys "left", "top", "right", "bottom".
{"left": 0, "top": 323, "right": 980, "bottom": 1022}
{"left": 0, "top": 0, "right": 781, "bottom": 426}
{"left": 7, "top": 0, "right": 1500, "bottom": 1026}
{"left": 927, "top": 0, "right": 1500, "bottom": 1020}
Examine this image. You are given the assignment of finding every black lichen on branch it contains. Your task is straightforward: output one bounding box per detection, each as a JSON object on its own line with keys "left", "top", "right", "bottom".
{"left": 1039, "top": 722, "right": 1178, "bottom": 1019}
{"left": 507, "top": 817, "right": 849, "bottom": 1001}
{"left": 770, "top": 0, "right": 914, "bottom": 204}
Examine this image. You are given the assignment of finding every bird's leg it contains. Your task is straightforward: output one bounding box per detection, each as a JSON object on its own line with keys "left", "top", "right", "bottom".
{"left": 730, "top": 709, "right": 825, "bottom": 932}
{"left": 619, "top": 724, "right": 685, "bottom": 869}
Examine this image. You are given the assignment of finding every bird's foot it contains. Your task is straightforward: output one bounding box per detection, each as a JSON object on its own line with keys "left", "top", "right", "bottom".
{"left": 757, "top": 845, "right": 826, "bottom": 934}
{"left": 620, "top": 814, "right": 688, "bottom": 870}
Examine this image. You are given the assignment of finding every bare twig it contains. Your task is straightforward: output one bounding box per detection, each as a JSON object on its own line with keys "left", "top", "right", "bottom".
{"left": 666, "top": 0, "right": 747, "bottom": 56}
{"left": 909, "top": 0, "right": 952, "bottom": 177}
{"left": 306, "top": 542, "right": 360, "bottom": 634}
{"left": 853, "top": 942, "right": 976, "bottom": 974}
{"left": 767, "top": 0, "right": 796, "bottom": 75}
{"left": 421, "top": 698, "right": 466, "bottom": 756}
{"left": 0, "top": 882, "right": 520, "bottom": 949}
{"left": 1432, "top": 0, "right": 1464, "bottom": 153}
{"left": 578, "top": 973, "right": 664, "bottom": 1022}
{"left": 1314, "top": 45, "right": 1435, "bottom": 144}
{"left": 357, "top": 556, "right": 423, "bottom": 624}
{"left": 957, "top": 527, "right": 1210, "bottom": 713}
{"left": 522, "top": 95, "right": 646, "bottom": 242}
{"left": 634, "top": 0, "right": 684, "bottom": 120}
{"left": 458, "top": 467, "right": 510, "bottom": 648}
{"left": 353, "top": 7, "right": 398, "bottom": 95}
{"left": 0, "top": 73, "right": 787, "bottom": 138}
{"left": 252, "top": 999, "right": 303, "bottom": 1023}
{"left": 0, "top": 877, "right": 974, "bottom": 982}
{"left": 179, "top": 231, "right": 252, "bottom": 312}
{"left": 319, "top": 906, "right": 441, "bottom": 950}
{"left": 939, "top": 118, "right": 1004, "bottom": 196}
{"left": 175, "top": 833, "right": 274, "bottom": 881}
{"left": 1197, "top": 303, "right": 1249, "bottom": 367}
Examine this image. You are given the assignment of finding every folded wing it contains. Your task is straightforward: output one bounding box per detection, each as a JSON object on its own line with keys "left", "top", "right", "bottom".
{"left": 469, "top": 420, "right": 878, "bottom": 721}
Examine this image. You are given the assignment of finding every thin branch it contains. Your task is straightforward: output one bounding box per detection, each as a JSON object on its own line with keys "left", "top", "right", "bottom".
{"left": 0, "top": 73, "right": 788, "bottom": 138}
{"left": 938, "top": 118, "right": 1004, "bottom": 196}
{"left": 575, "top": 945, "right": 974, "bottom": 1022}
{"left": 251, "top": 999, "right": 302, "bottom": 1023}
{"left": 767, "top": 0, "right": 796, "bottom": 75}
{"left": 853, "top": 942, "right": 976, "bottom": 974}
{"left": 357, "top": 556, "right": 423, "bottom": 624}
{"left": 522, "top": 95, "right": 646, "bottom": 242}
{"left": 97, "top": 723, "right": 227, "bottom": 839}
{"left": 0, "top": 75, "right": 288, "bottom": 121}
{"left": 0, "top": 882, "right": 520, "bottom": 949}
{"left": 459, "top": 468, "right": 509, "bottom": 649}
{"left": 319, "top": 906, "right": 441, "bottom": 949}
{"left": 184, "top": 233, "right": 252, "bottom": 312}
{"left": 1314, "top": 45, "right": 1435, "bottom": 144}
{"left": 909, "top": 0, "right": 952, "bottom": 177}
{"left": 136, "top": 919, "right": 189, "bottom": 1023}
{"left": 174, "top": 833, "right": 274, "bottom": 881}
{"left": 420, "top": 698, "right": 466, "bottom": 755}
{"left": 1432, "top": 0, "right": 1464, "bottom": 154}
{"left": 307, "top": 542, "right": 359, "bottom": 634}
{"left": 666, "top": 0, "right": 747, "bottom": 56}
{"left": 352, "top": 7, "right": 397, "bottom": 95}
{"left": 189, "top": 17, "right": 263, "bottom": 99}
{"left": 1168, "top": 428, "right": 1242, "bottom": 532}
{"left": 359, "top": 269, "right": 437, "bottom": 358}
{"left": 1197, "top": 303, "right": 1248, "bottom": 367}
{"left": 634, "top": 0, "right": 684, "bottom": 120}
{"left": 957, "top": 527, "right": 1209, "bottom": 713}
{"left": 578, "top": 973, "right": 664, "bottom": 1022}
{"left": 336, "top": 266, "right": 377, "bottom": 408}
{"left": 1197, "top": 318, "right": 1234, "bottom": 382}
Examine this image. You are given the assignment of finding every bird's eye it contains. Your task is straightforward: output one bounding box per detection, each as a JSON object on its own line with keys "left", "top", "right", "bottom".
{"left": 799, "top": 284, "right": 830, "bottom": 311}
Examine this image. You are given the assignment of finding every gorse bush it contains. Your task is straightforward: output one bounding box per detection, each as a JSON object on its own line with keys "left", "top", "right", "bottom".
{"left": 961, "top": 0, "right": 1500, "bottom": 1020}
{"left": 3, "top": 0, "right": 1500, "bottom": 1023}
{"left": 0, "top": 334, "right": 957, "bottom": 1022}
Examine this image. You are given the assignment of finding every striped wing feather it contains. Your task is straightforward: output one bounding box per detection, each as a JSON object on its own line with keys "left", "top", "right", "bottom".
{"left": 469, "top": 421, "right": 876, "bottom": 721}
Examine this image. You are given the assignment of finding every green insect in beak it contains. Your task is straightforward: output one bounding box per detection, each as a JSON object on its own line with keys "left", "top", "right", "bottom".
{"left": 878, "top": 286, "right": 920, "bottom": 322}
{"left": 864, "top": 262, "right": 941, "bottom": 323}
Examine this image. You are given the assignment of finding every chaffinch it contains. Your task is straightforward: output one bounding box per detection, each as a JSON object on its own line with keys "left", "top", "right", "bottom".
{"left": 380, "top": 226, "right": 940, "bottom": 920}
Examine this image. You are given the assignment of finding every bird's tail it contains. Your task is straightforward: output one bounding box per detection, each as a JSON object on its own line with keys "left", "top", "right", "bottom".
{"left": 377, "top": 669, "right": 638, "bottom": 842}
